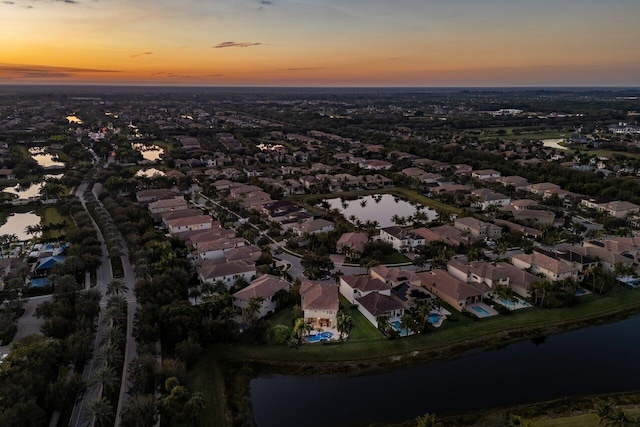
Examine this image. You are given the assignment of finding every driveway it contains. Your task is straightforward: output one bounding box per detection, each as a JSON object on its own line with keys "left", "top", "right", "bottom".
{"left": 0, "top": 294, "right": 52, "bottom": 357}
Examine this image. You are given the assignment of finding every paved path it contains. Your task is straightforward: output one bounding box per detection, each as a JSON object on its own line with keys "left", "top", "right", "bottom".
{"left": 0, "top": 294, "right": 52, "bottom": 358}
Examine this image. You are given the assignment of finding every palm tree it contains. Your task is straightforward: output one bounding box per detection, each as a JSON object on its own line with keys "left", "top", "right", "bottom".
{"left": 400, "top": 313, "right": 415, "bottom": 336}
{"left": 84, "top": 397, "right": 114, "bottom": 427}
{"left": 106, "top": 279, "right": 128, "bottom": 296}
{"left": 377, "top": 315, "right": 391, "bottom": 335}
{"left": 89, "top": 365, "right": 119, "bottom": 393}
{"left": 336, "top": 312, "right": 354, "bottom": 341}
{"left": 293, "top": 318, "right": 311, "bottom": 342}
{"left": 246, "top": 296, "right": 265, "bottom": 323}
{"left": 415, "top": 413, "right": 437, "bottom": 427}
{"left": 95, "top": 343, "right": 123, "bottom": 368}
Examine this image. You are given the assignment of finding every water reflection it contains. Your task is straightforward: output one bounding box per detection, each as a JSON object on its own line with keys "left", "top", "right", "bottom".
{"left": 135, "top": 168, "right": 166, "bottom": 178}
{"left": 29, "top": 147, "right": 65, "bottom": 168}
{"left": 0, "top": 212, "right": 41, "bottom": 240}
{"left": 251, "top": 316, "right": 640, "bottom": 427}
{"left": 325, "top": 194, "right": 435, "bottom": 228}
{"left": 132, "top": 143, "right": 164, "bottom": 162}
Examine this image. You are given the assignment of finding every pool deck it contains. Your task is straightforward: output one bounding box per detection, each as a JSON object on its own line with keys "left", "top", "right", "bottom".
{"left": 493, "top": 296, "right": 532, "bottom": 311}
{"left": 465, "top": 302, "right": 499, "bottom": 318}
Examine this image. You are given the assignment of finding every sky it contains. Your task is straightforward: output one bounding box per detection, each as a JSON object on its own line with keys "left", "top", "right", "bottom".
{"left": 1, "top": 0, "right": 639, "bottom": 86}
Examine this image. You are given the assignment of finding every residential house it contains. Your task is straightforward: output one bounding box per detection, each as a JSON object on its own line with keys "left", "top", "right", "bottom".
{"left": 379, "top": 226, "right": 425, "bottom": 252}
{"left": 293, "top": 218, "right": 335, "bottom": 236}
{"left": 511, "top": 251, "right": 579, "bottom": 281}
{"left": 447, "top": 259, "right": 539, "bottom": 298}
{"left": 198, "top": 260, "right": 256, "bottom": 287}
{"left": 471, "top": 169, "right": 501, "bottom": 180}
{"left": 0, "top": 168, "right": 15, "bottom": 180}
{"left": 513, "top": 209, "right": 556, "bottom": 225}
{"left": 471, "top": 189, "right": 511, "bottom": 210}
{"left": 300, "top": 281, "right": 339, "bottom": 328}
{"left": 416, "top": 269, "right": 489, "bottom": 312}
{"left": 233, "top": 274, "right": 291, "bottom": 319}
{"left": 339, "top": 274, "right": 391, "bottom": 304}
{"left": 454, "top": 217, "right": 502, "bottom": 239}
{"left": 336, "top": 232, "right": 369, "bottom": 259}
{"left": 597, "top": 201, "right": 640, "bottom": 219}
{"left": 165, "top": 215, "right": 213, "bottom": 235}
{"left": 136, "top": 188, "right": 178, "bottom": 204}
{"left": 148, "top": 196, "right": 188, "bottom": 214}
{"left": 370, "top": 266, "right": 421, "bottom": 288}
{"left": 356, "top": 292, "right": 407, "bottom": 329}
{"left": 197, "top": 237, "right": 246, "bottom": 260}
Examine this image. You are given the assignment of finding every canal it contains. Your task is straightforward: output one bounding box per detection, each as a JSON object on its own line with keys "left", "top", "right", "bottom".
{"left": 251, "top": 315, "right": 640, "bottom": 426}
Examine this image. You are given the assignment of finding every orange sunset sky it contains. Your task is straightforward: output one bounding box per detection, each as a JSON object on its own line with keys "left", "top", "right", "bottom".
{"left": 1, "top": 0, "right": 639, "bottom": 86}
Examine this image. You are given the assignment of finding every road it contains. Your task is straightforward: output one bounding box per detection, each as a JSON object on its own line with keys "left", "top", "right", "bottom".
{"left": 69, "top": 182, "right": 114, "bottom": 427}
{"left": 0, "top": 294, "right": 52, "bottom": 358}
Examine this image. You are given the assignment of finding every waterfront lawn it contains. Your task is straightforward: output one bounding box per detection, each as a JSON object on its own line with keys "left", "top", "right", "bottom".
{"left": 531, "top": 408, "right": 640, "bottom": 426}
{"left": 389, "top": 188, "right": 462, "bottom": 215}
{"left": 209, "top": 287, "right": 640, "bottom": 364}
{"left": 338, "top": 295, "right": 383, "bottom": 341}
{"left": 269, "top": 305, "right": 297, "bottom": 328}
{"left": 189, "top": 359, "right": 229, "bottom": 427}
{"left": 41, "top": 206, "right": 76, "bottom": 239}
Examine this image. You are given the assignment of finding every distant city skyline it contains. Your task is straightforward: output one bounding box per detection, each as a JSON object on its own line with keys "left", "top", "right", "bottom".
{"left": 1, "top": 0, "right": 639, "bottom": 86}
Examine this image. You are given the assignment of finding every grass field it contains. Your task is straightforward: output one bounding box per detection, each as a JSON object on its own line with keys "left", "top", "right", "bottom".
{"left": 207, "top": 288, "right": 640, "bottom": 364}
{"left": 337, "top": 295, "right": 384, "bottom": 341}
{"left": 465, "top": 127, "right": 568, "bottom": 141}
{"left": 189, "top": 359, "right": 229, "bottom": 427}
{"left": 531, "top": 408, "right": 640, "bottom": 426}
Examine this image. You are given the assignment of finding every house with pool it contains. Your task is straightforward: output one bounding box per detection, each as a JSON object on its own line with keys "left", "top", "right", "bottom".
{"left": 446, "top": 259, "right": 539, "bottom": 299}
{"left": 339, "top": 274, "right": 390, "bottom": 304}
{"left": 416, "top": 269, "right": 490, "bottom": 313}
{"left": 300, "top": 281, "right": 338, "bottom": 329}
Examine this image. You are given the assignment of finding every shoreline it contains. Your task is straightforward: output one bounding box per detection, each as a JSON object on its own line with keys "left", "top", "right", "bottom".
{"left": 194, "top": 290, "right": 640, "bottom": 426}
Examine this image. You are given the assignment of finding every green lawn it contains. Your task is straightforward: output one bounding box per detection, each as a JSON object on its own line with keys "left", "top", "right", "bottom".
{"left": 338, "top": 295, "right": 384, "bottom": 341}
{"left": 388, "top": 188, "right": 462, "bottom": 215}
{"left": 381, "top": 252, "right": 411, "bottom": 264}
{"left": 208, "top": 288, "right": 640, "bottom": 364}
{"left": 189, "top": 359, "right": 229, "bottom": 427}
{"left": 269, "top": 305, "right": 297, "bottom": 328}
{"left": 40, "top": 205, "right": 75, "bottom": 239}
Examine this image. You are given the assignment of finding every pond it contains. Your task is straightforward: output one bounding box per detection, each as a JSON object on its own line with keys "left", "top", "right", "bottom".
{"left": 541, "top": 138, "right": 568, "bottom": 151}
{"left": 66, "top": 115, "right": 83, "bottom": 124}
{"left": 3, "top": 182, "right": 45, "bottom": 200}
{"left": 251, "top": 315, "right": 640, "bottom": 427}
{"left": 29, "top": 147, "right": 65, "bottom": 168}
{"left": 135, "top": 168, "right": 166, "bottom": 178}
{"left": 132, "top": 143, "right": 164, "bottom": 162}
{"left": 0, "top": 212, "right": 41, "bottom": 241}
{"left": 324, "top": 194, "right": 436, "bottom": 228}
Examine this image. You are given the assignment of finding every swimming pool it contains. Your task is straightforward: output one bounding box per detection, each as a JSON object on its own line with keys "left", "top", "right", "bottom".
{"left": 29, "top": 277, "right": 51, "bottom": 288}
{"left": 471, "top": 306, "right": 490, "bottom": 315}
{"left": 575, "top": 288, "right": 589, "bottom": 296}
{"left": 427, "top": 314, "right": 441, "bottom": 324}
{"left": 497, "top": 297, "right": 516, "bottom": 307}
{"left": 307, "top": 331, "right": 334, "bottom": 343}
{"left": 390, "top": 321, "right": 410, "bottom": 337}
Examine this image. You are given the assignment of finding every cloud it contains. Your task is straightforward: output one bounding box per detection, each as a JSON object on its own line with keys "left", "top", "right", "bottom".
{"left": 206, "top": 74, "right": 224, "bottom": 77}
{"left": 256, "top": 0, "right": 273, "bottom": 9}
{"left": 213, "top": 41, "right": 262, "bottom": 49}
{"left": 0, "top": 63, "right": 120, "bottom": 79}
{"left": 3, "top": 1, "right": 16, "bottom": 5}
{"left": 277, "top": 67, "right": 324, "bottom": 71}
{"left": 130, "top": 51, "right": 153, "bottom": 58}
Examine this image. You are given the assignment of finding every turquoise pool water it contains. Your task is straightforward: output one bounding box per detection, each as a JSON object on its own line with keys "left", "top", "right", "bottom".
{"left": 470, "top": 305, "right": 492, "bottom": 317}
{"left": 427, "top": 314, "right": 441, "bottom": 324}
{"left": 308, "top": 331, "right": 334, "bottom": 343}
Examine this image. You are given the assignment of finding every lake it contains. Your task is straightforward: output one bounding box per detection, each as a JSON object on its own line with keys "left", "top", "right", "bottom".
{"left": 132, "top": 143, "right": 164, "bottom": 162}
{"left": 324, "top": 194, "right": 436, "bottom": 228}
{"left": 66, "top": 115, "right": 83, "bottom": 124}
{"left": 135, "top": 168, "right": 166, "bottom": 178}
{"left": 3, "top": 182, "right": 45, "bottom": 200}
{"left": 0, "top": 212, "right": 41, "bottom": 241}
{"left": 541, "top": 138, "right": 568, "bottom": 151}
{"left": 251, "top": 315, "right": 640, "bottom": 427}
{"left": 29, "top": 147, "right": 65, "bottom": 168}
